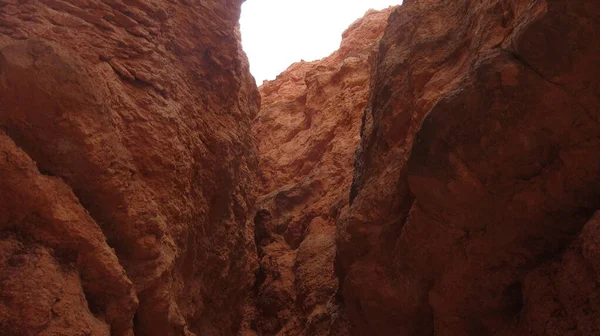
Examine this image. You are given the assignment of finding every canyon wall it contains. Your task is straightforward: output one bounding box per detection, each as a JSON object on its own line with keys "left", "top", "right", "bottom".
{"left": 2, "top": 0, "right": 600, "bottom": 335}
{"left": 241, "top": 8, "right": 393, "bottom": 336}
{"left": 337, "top": 0, "right": 600, "bottom": 335}
{"left": 0, "top": 1, "right": 258, "bottom": 335}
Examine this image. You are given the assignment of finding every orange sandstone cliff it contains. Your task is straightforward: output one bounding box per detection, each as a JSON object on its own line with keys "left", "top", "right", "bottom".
{"left": 0, "top": 1, "right": 258, "bottom": 335}
{"left": 241, "top": 8, "right": 394, "bottom": 336}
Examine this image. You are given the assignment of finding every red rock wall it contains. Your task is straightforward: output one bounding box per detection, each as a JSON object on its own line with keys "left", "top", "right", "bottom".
{"left": 337, "top": 0, "right": 600, "bottom": 335}
{"left": 3, "top": 0, "right": 600, "bottom": 335}
{"left": 241, "top": 8, "right": 393, "bottom": 336}
{"left": 0, "top": 1, "right": 259, "bottom": 335}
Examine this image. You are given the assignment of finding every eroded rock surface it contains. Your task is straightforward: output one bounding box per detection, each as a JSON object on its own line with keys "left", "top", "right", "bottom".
{"left": 0, "top": 1, "right": 258, "bottom": 335}
{"left": 337, "top": 0, "right": 600, "bottom": 335}
{"left": 3, "top": 0, "right": 600, "bottom": 335}
{"left": 241, "top": 8, "right": 394, "bottom": 336}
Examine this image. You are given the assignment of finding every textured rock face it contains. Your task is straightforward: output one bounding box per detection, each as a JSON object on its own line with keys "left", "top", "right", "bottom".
{"left": 0, "top": 1, "right": 258, "bottom": 335}
{"left": 242, "top": 9, "right": 393, "bottom": 336}
{"left": 3, "top": 0, "right": 600, "bottom": 335}
{"left": 338, "top": 0, "right": 600, "bottom": 335}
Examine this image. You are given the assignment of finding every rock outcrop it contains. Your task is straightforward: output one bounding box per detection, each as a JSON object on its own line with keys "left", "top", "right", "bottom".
{"left": 3, "top": 0, "right": 600, "bottom": 335}
{"left": 241, "top": 8, "right": 394, "bottom": 336}
{"left": 337, "top": 0, "right": 600, "bottom": 335}
{"left": 0, "top": 1, "right": 258, "bottom": 335}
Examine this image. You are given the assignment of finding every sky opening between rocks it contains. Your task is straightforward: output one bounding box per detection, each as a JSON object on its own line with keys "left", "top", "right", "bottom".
{"left": 240, "top": 0, "right": 402, "bottom": 84}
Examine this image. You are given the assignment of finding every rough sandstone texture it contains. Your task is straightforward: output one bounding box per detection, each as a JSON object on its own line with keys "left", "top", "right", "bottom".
{"left": 337, "top": 0, "right": 600, "bottom": 335}
{"left": 2, "top": 0, "right": 600, "bottom": 335}
{"left": 241, "top": 8, "right": 394, "bottom": 336}
{"left": 0, "top": 1, "right": 259, "bottom": 335}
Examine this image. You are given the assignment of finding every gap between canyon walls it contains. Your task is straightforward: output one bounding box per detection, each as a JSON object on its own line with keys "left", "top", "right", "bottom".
{"left": 239, "top": 8, "right": 395, "bottom": 335}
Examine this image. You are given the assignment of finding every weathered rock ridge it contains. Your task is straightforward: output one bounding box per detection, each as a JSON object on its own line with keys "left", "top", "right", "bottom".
{"left": 241, "top": 8, "right": 394, "bottom": 336}
{"left": 0, "top": 1, "right": 258, "bottom": 335}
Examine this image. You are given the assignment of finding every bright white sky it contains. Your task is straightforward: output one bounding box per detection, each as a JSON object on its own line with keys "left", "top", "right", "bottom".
{"left": 240, "top": 0, "right": 402, "bottom": 83}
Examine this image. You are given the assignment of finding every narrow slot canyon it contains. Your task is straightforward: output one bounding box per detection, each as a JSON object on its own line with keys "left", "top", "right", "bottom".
{"left": 238, "top": 8, "right": 393, "bottom": 334}
{"left": 1, "top": 1, "right": 600, "bottom": 336}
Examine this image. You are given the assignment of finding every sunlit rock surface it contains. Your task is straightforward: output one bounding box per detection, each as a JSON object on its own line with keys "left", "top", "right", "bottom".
{"left": 241, "top": 8, "right": 394, "bottom": 336}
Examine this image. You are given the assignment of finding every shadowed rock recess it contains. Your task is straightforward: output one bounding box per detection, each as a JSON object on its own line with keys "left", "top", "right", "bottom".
{"left": 1, "top": 0, "right": 599, "bottom": 336}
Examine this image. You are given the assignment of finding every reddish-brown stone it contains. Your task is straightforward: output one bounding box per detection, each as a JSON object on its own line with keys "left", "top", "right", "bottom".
{"left": 337, "top": 0, "right": 600, "bottom": 335}
{"left": 241, "top": 8, "right": 394, "bottom": 336}
{"left": 0, "top": 1, "right": 259, "bottom": 335}
{"left": 3, "top": 0, "right": 600, "bottom": 335}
